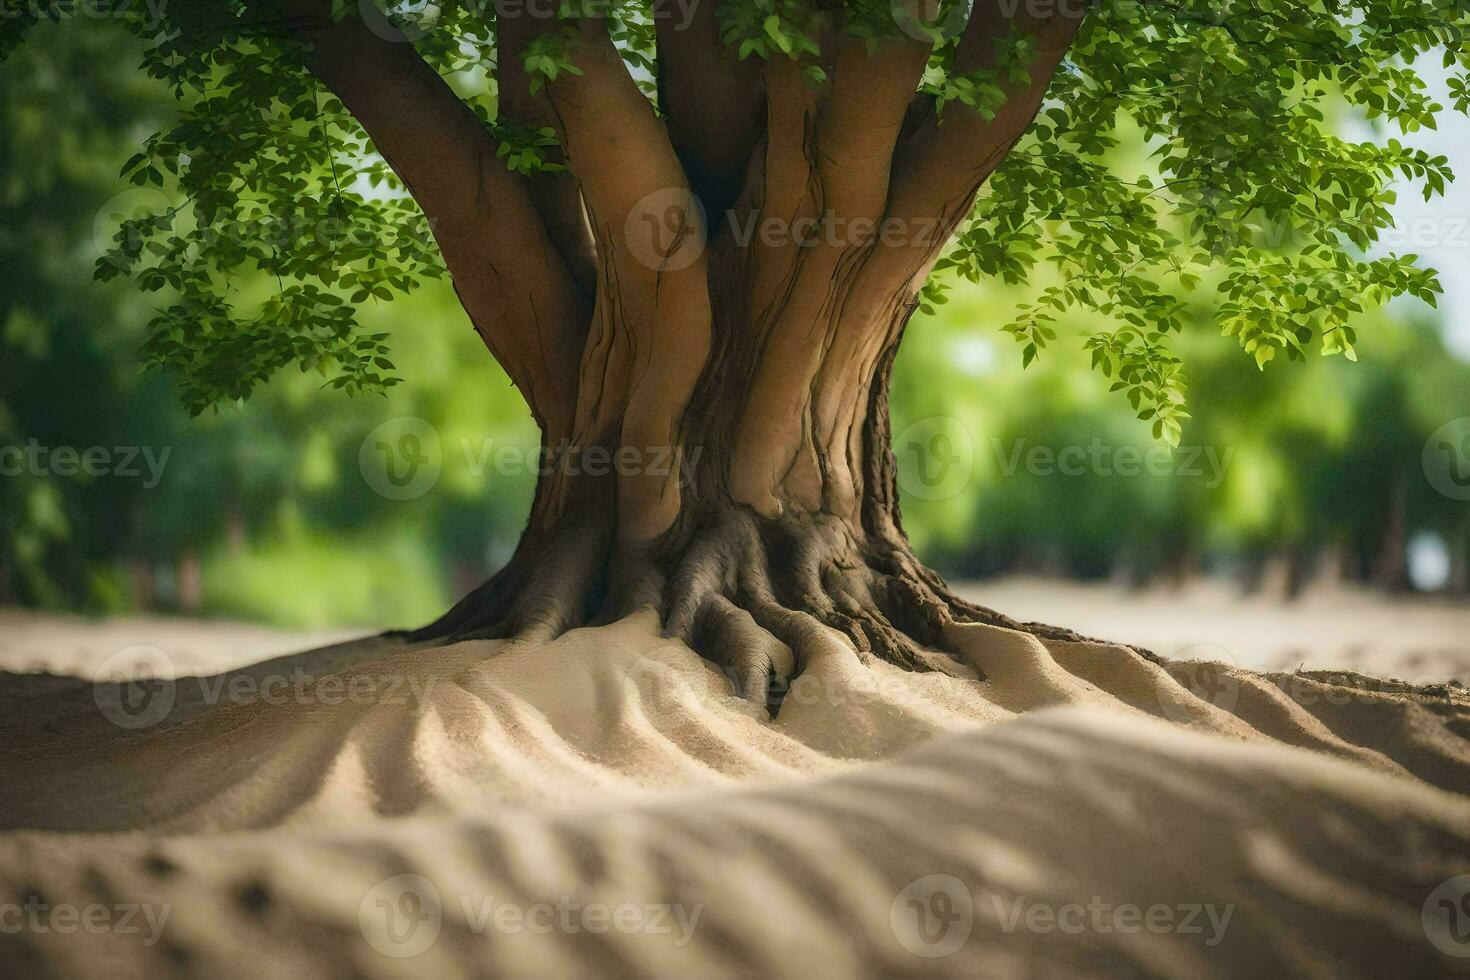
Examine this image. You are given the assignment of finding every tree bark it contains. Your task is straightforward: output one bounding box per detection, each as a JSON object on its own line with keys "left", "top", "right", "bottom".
{"left": 281, "top": 3, "right": 1102, "bottom": 707}
{"left": 407, "top": 267, "right": 1102, "bottom": 709}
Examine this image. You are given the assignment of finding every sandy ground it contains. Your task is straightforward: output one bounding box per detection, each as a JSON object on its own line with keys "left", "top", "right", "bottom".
{"left": 3, "top": 576, "right": 1466, "bottom": 684}
{"left": 0, "top": 582, "right": 1468, "bottom": 977}
{"left": 959, "top": 577, "right": 1470, "bottom": 683}
{"left": 0, "top": 609, "right": 362, "bottom": 678}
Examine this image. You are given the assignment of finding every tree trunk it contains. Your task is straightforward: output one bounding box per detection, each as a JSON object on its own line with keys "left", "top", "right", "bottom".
{"left": 406, "top": 270, "right": 1096, "bottom": 706}
{"left": 1372, "top": 473, "right": 1409, "bottom": 592}
{"left": 287, "top": 3, "right": 1095, "bottom": 709}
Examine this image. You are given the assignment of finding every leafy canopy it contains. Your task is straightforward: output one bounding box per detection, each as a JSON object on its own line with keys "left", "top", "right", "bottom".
{"left": 1, "top": 0, "right": 1464, "bottom": 440}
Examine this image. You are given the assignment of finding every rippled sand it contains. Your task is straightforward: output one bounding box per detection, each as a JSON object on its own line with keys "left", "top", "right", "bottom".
{"left": 1, "top": 609, "right": 1467, "bottom": 977}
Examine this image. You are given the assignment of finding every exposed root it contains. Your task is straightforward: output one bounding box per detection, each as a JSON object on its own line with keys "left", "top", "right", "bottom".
{"left": 398, "top": 506, "right": 609, "bottom": 645}
{"left": 399, "top": 505, "right": 1143, "bottom": 717}
{"left": 692, "top": 595, "right": 796, "bottom": 712}
{"left": 509, "top": 518, "right": 608, "bottom": 644}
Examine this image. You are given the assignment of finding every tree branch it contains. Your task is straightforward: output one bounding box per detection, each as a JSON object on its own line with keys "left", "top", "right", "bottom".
{"left": 818, "top": 20, "right": 933, "bottom": 223}
{"left": 495, "top": 2, "right": 599, "bottom": 296}
{"left": 730, "top": 26, "right": 932, "bottom": 516}
{"left": 743, "top": 60, "right": 821, "bottom": 327}
{"left": 875, "top": 0, "right": 1086, "bottom": 294}
{"left": 274, "top": 0, "right": 589, "bottom": 437}
{"left": 655, "top": 0, "right": 765, "bottom": 218}
{"left": 542, "top": 17, "right": 714, "bottom": 540}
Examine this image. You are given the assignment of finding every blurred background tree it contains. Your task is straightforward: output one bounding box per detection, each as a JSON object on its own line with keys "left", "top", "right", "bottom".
{"left": 4, "top": 19, "right": 1469, "bottom": 629}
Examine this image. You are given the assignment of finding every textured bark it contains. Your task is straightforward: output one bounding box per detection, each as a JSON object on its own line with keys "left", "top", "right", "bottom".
{"left": 286, "top": 3, "right": 1104, "bottom": 703}
{"left": 408, "top": 272, "right": 1109, "bottom": 711}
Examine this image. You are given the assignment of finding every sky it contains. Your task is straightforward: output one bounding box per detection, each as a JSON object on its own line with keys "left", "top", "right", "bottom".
{"left": 1371, "top": 58, "right": 1470, "bottom": 360}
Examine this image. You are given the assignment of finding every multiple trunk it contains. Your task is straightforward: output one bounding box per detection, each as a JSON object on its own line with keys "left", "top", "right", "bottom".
{"left": 412, "top": 313, "right": 1095, "bottom": 697}
{"left": 283, "top": 1, "right": 1094, "bottom": 701}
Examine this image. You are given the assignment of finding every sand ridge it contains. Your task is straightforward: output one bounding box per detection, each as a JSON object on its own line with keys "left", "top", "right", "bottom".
{"left": 1, "top": 612, "right": 1469, "bottom": 976}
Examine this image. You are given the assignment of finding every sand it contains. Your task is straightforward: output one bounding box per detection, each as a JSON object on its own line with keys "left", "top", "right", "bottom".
{"left": 1, "top": 607, "right": 1468, "bottom": 977}
{"left": 957, "top": 576, "right": 1470, "bottom": 682}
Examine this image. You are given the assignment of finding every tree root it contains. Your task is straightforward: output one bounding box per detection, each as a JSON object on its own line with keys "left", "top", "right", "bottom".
{"left": 396, "top": 506, "right": 1149, "bottom": 717}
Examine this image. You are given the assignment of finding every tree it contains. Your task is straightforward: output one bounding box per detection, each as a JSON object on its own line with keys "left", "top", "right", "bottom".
{"left": 2, "top": 0, "right": 1464, "bottom": 703}
{"left": 0, "top": 27, "right": 169, "bottom": 607}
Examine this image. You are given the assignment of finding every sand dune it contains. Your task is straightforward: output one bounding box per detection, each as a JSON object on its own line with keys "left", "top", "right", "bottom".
{"left": 1, "top": 612, "right": 1469, "bottom": 976}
